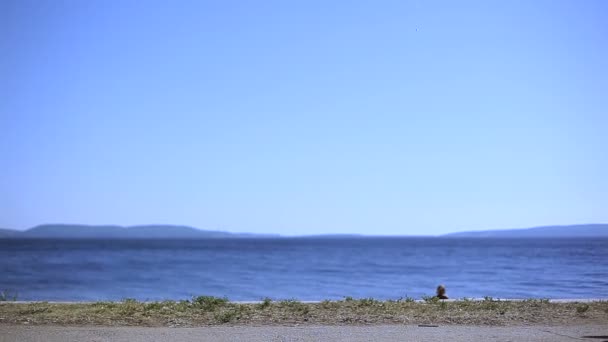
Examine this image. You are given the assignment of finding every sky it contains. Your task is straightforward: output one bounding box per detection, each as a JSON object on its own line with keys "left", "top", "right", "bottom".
{"left": 1, "top": 0, "right": 607, "bottom": 235}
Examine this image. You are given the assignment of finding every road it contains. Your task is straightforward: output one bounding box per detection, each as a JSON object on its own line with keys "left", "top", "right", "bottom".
{"left": 1, "top": 324, "right": 607, "bottom": 342}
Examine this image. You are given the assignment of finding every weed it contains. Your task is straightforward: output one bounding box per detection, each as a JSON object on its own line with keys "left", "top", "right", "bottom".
{"left": 403, "top": 296, "right": 416, "bottom": 303}
{"left": 257, "top": 297, "right": 272, "bottom": 309}
{"left": 320, "top": 299, "right": 335, "bottom": 309}
{"left": 397, "top": 296, "right": 416, "bottom": 303}
{"left": 174, "top": 300, "right": 191, "bottom": 312}
{"left": 144, "top": 302, "right": 164, "bottom": 311}
{"left": 214, "top": 309, "right": 238, "bottom": 323}
{"left": 192, "top": 296, "right": 228, "bottom": 311}
{"left": 422, "top": 295, "right": 439, "bottom": 304}
{"left": 358, "top": 298, "right": 380, "bottom": 306}
{"left": 576, "top": 304, "right": 589, "bottom": 313}
{"left": 481, "top": 297, "right": 499, "bottom": 310}
{"left": 20, "top": 303, "right": 50, "bottom": 315}
{"left": 118, "top": 299, "right": 141, "bottom": 316}
{"left": 344, "top": 296, "right": 354, "bottom": 302}
{"left": 279, "top": 299, "right": 309, "bottom": 315}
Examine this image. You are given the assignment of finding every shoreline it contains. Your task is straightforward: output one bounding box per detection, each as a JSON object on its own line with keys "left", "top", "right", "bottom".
{"left": 2, "top": 298, "right": 607, "bottom": 304}
{"left": 1, "top": 298, "right": 606, "bottom": 305}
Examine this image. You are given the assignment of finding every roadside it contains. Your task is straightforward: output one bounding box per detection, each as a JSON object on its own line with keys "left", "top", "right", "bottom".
{"left": 1, "top": 298, "right": 606, "bottom": 327}
{"left": 1, "top": 324, "right": 607, "bottom": 342}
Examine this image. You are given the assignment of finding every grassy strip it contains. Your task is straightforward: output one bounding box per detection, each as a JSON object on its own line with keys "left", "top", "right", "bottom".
{"left": 0, "top": 297, "right": 606, "bottom": 327}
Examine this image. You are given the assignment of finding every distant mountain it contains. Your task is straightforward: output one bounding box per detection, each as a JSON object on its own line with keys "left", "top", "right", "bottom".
{"left": 0, "top": 228, "right": 21, "bottom": 238}
{"left": 1, "top": 224, "right": 279, "bottom": 239}
{"left": 293, "top": 234, "right": 366, "bottom": 239}
{"left": 442, "top": 224, "right": 608, "bottom": 238}
{"left": 2, "top": 223, "right": 607, "bottom": 239}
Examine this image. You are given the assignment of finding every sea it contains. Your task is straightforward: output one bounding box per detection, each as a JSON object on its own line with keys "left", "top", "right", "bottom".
{"left": 1, "top": 238, "right": 607, "bottom": 301}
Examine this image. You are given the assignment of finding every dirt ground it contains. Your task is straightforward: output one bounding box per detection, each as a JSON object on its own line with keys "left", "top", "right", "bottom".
{"left": 2, "top": 324, "right": 608, "bottom": 342}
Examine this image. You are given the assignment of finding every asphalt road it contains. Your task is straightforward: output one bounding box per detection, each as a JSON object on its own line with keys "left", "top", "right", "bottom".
{"left": 1, "top": 324, "right": 607, "bottom": 342}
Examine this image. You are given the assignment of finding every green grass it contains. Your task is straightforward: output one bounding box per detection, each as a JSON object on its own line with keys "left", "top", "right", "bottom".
{"left": 400, "top": 296, "right": 416, "bottom": 303}
{"left": 422, "top": 295, "right": 440, "bottom": 303}
{"left": 256, "top": 297, "right": 272, "bottom": 309}
{"left": 192, "top": 296, "right": 229, "bottom": 311}
{"left": 357, "top": 298, "right": 381, "bottom": 307}
{"left": 278, "top": 299, "right": 310, "bottom": 315}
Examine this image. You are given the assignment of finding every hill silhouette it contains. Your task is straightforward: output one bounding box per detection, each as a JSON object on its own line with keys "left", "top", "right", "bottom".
{"left": 3, "top": 224, "right": 277, "bottom": 239}
{"left": 442, "top": 224, "right": 608, "bottom": 237}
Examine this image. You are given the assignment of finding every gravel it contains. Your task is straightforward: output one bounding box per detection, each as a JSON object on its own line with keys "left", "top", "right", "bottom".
{"left": 1, "top": 324, "right": 607, "bottom": 342}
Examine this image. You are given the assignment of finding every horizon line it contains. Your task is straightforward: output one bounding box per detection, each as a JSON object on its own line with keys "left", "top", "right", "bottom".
{"left": 3, "top": 222, "right": 607, "bottom": 237}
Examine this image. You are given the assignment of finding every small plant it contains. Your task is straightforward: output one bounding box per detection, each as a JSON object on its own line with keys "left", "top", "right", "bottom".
{"left": 398, "top": 296, "right": 415, "bottom": 303}
{"left": 481, "top": 297, "right": 499, "bottom": 310}
{"left": 118, "top": 298, "right": 141, "bottom": 316}
{"left": 358, "top": 298, "right": 379, "bottom": 306}
{"left": 422, "top": 295, "right": 439, "bottom": 303}
{"left": 576, "top": 304, "right": 589, "bottom": 313}
{"left": 279, "top": 299, "right": 309, "bottom": 315}
{"left": 192, "top": 296, "right": 229, "bottom": 311}
{"left": 0, "top": 290, "right": 18, "bottom": 301}
{"left": 344, "top": 296, "right": 354, "bottom": 302}
{"left": 214, "top": 309, "right": 239, "bottom": 323}
{"left": 279, "top": 299, "right": 303, "bottom": 308}
{"left": 320, "top": 299, "right": 334, "bottom": 309}
{"left": 174, "top": 300, "right": 191, "bottom": 312}
{"left": 522, "top": 298, "right": 550, "bottom": 306}
{"left": 257, "top": 297, "right": 272, "bottom": 309}
{"left": 144, "top": 302, "right": 164, "bottom": 311}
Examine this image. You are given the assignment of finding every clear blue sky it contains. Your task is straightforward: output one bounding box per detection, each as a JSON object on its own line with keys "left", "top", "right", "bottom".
{"left": 1, "top": 0, "right": 607, "bottom": 235}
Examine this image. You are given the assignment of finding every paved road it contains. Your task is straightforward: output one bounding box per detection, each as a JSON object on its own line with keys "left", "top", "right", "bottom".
{"left": 1, "top": 324, "right": 607, "bottom": 342}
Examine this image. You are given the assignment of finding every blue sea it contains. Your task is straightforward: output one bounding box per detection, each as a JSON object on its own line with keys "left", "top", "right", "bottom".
{"left": 1, "top": 238, "right": 607, "bottom": 301}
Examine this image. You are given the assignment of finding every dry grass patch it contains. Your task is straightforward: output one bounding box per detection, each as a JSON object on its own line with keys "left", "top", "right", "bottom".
{"left": 0, "top": 298, "right": 606, "bottom": 327}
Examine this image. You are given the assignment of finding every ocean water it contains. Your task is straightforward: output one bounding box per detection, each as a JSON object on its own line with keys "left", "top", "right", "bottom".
{"left": 1, "top": 238, "right": 607, "bottom": 301}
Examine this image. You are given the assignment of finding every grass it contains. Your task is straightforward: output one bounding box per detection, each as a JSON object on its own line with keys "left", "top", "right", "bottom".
{"left": 257, "top": 297, "right": 272, "bottom": 309}
{"left": 0, "top": 297, "right": 606, "bottom": 327}
{"left": 577, "top": 304, "right": 590, "bottom": 313}
{"left": 400, "top": 296, "right": 416, "bottom": 303}
{"left": 192, "top": 296, "right": 229, "bottom": 311}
